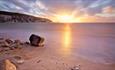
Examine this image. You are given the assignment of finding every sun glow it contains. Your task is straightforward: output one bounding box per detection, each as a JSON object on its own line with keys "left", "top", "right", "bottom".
{"left": 52, "top": 13, "right": 80, "bottom": 23}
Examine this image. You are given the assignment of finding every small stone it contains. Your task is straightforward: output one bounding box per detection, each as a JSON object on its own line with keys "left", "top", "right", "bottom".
{"left": 10, "top": 43, "right": 22, "bottom": 49}
{"left": 14, "top": 56, "right": 22, "bottom": 59}
{"left": 3, "top": 47, "right": 10, "bottom": 51}
{"left": 5, "top": 59, "right": 17, "bottom": 70}
{"left": 0, "top": 41, "right": 10, "bottom": 47}
{"left": 9, "top": 40, "right": 22, "bottom": 49}
{"left": 37, "top": 60, "right": 41, "bottom": 63}
{"left": 16, "top": 59, "right": 24, "bottom": 64}
{"left": 5, "top": 39, "right": 13, "bottom": 45}
{"left": 9, "top": 47, "right": 15, "bottom": 50}
{"left": 14, "top": 40, "right": 21, "bottom": 45}
{"left": 71, "top": 65, "right": 80, "bottom": 70}
{"left": 25, "top": 42, "right": 30, "bottom": 45}
{"left": 14, "top": 56, "right": 24, "bottom": 64}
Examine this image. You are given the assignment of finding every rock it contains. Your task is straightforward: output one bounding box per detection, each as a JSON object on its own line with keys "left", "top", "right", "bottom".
{"left": 14, "top": 40, "right": 21, "bottom": 45}
{"left": 29, "top": 34, "right": 44, "bottom": 47}
{"left": 0, "top": 39, "right": 5, "bottom": 44}
{"left": 24, "top": 42, "right": 30, "bottom": 45}
{"left": 10, "top": 44, "right": 22, "bottom": 50}
{"left": 10, "top": 40, "right": 22, "bottom": 49}
{"left": 38, "top": 37, "right": 45, "bottom": 47}
{"left": 13, "top": 56, "right": 24, "bottom": 64}
{"left": 0, "top": 41, "right": 10, "bottom": 47}
{"left": 3, "top": 47, "right": 10, "bottom": 51}
{"left": 37, "top": 60, "right": 41, "bottom": 63}
{"left": 5, "top": 59, "right": 17, "bottom": 70}
{"left": 9, "top": 47, "right": 15, "bottom": 50}
{"left": 71, "top": 65, "right": 80, "bottom": 70}
{"left": 5, "top": 39, "right": 13, "bottom": 45}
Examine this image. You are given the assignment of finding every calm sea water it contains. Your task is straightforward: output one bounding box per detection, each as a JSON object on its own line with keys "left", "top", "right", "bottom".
{"left": 0, "top": 23, "right": 115, "bottom": 64}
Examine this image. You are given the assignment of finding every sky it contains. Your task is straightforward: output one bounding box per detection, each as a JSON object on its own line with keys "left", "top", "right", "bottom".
{"left": 0, "top": 0, "right": 115, "bottom": 23}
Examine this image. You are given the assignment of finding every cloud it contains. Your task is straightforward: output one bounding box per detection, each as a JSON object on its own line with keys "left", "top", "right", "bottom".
{"left": 35, "top": 0, "right": 48, "bottom": 10}
{"left": 96, "top": 6, "right": 115, "bottom": 17}
{"left": 0, "top": 0, "right": 50, "bottom": 17}
{"left": 0, "top": 0, "right": 115, "bottom": 22}
{"left": 103, "top": 6, "right": 115, "bottom": 14}
{"left": 76, "top": 0, "right": 112, "bottom": 16}
{"left": 78, "top": 15, "right": 115, "bottom": 22}
{"left": 88, "top": 0, "right": 112, "bottom": 8}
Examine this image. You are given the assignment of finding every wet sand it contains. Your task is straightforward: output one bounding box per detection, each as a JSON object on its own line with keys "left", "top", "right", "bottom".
{"left": 0, "top": 44, "right": 115, "bottom": 70}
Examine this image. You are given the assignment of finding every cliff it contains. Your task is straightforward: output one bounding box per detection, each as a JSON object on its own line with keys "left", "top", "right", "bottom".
{"left": 0, "top": 11, "right": 52, "bottom": 23}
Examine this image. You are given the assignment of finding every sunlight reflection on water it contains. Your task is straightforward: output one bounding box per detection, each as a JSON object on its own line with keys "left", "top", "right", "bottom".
{"left": 64, "top": 24, "right": 71, "bottom": 47}
{"left": 60, "top": 24, "right": 72, "bottom": 56}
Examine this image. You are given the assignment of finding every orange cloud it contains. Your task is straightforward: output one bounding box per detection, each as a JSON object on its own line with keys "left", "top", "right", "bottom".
{"left": 77, "top": 16, "right": 115, "bottom": 23}
{"left": 103, "top": 6, "right": 115, "bottom": 14}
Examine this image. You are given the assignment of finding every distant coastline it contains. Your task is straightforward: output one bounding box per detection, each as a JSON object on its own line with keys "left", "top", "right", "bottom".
{"left": 0, "top": 11, "right": 52, "bottom": 23}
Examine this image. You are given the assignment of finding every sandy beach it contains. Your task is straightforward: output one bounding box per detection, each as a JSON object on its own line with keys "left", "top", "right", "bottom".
{"left": 0, "top": 23, "right": 115, "bottom": 70}
{"left": 0, "top": 43, "right": 115, "bottom": 70}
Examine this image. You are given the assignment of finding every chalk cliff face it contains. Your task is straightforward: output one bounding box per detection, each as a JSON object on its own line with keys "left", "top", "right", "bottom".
{"left": 0, "top": 11, "right": 52, "bottom": 23}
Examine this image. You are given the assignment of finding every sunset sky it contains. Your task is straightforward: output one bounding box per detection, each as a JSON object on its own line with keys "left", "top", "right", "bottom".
{"left": 0, "top": 0, "right": 115, "bottom": 23}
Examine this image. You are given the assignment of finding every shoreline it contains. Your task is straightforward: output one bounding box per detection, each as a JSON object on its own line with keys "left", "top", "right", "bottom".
{"left": 0, "top": 36, "right": 115, "bottom": 70}
{"left": 0, "top": 44, "right": 115, "bottom": 70}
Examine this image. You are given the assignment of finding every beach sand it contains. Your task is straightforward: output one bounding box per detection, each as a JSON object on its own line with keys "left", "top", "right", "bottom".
{"left": 0, "top": 44, "right": 115, "bottom": 70}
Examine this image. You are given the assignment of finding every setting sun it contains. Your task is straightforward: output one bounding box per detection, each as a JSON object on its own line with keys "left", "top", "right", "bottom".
{"left": 57, "top": 15, "right": 74, "bottom": 22}
{"left": 52, "top": 14, "right": 80, "bottom": 23}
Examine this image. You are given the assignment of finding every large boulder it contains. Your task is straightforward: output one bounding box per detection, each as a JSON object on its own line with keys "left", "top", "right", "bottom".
{"left": 29, "top": 34, "right": 44, "bottom": 47}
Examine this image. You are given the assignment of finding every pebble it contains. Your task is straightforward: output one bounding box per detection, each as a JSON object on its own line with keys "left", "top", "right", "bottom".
{"left": 13, "top": 56, "right": 24, "bottom": 64}
{"left": 71, "top": 65, "right": 80, "bottom": 70}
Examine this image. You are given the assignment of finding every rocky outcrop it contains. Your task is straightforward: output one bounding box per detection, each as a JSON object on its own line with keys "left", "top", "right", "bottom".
{"left": 0, "top": 34, "right": 45, "bottom": 51}
{"left": 0, "top": 38, "right": 22, "bottom": 51}
{"left": 0, "top": 11, "right": 52, "bottom": 23}
{"left": 29, "top": 34, "right": 44, "bottom": 47}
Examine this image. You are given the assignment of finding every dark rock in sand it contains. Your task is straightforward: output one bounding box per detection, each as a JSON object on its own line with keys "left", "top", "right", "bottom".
{"left": 24, "top": 42, "right": 30, "bottom": 45}
{"left": 10, "top": 44, "right": 22, "bottom": 50}
{"left": 14, "top": 40, "right": 21, "bottom": 45}
{"left": 3, "top": 47, "right": 10, "bottom": 51}
{"left": 9, "top": 40, "right": 22, "bottom": 50}
{"left": 0, "top": 38, "right": 11, "bottom": 47}
{"left": 29, "top": 34, "right": 44, "bottom": 47}
{"left": 5, "top": 39, "right": 13, "bottom": 45}
{"left": 14, "top": 40, "right": 22, "bottom": 48}
{"left": 0, "top": 41, "right": 10, "bottom": 47}
{"left": 71, "top": 65, "right": 80, "bottom": 70}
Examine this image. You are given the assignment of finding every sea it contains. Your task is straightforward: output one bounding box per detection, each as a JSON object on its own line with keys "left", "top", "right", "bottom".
{"left": 0, "top": 23, "right": 115, "bottom": 64}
